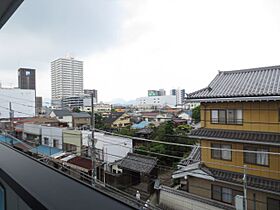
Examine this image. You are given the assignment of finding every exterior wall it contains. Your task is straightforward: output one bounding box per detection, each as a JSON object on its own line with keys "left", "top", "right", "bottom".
{"left": 41, "top": 126, "right": 64, "bottom": 149}
{"left": 159, "top": 185, "right": 226, "bottom": 210}
{"left": 201, "top": 140, "right": 280, "bottom": 180}
{"left": 0, "top": 88, "right": 35, "bottom": 119}
{"left": 18, "top": 68, "right": 36, "bottom": 90}
{"left": 95, "top": 132, "right": 133, "bottom": 163}
{"left": 51, "top": 57, "right": 83, "bottom": 101}
{"left": 201, "top": 101, "right": 280, "bottom": 133}
{"left": 0, "top": 177, "right": 32, "bottom": 210}
{"left": 112, "top": 113, "right": 131, "bottom": 128}
{"left": 73, "top": 117, "right": 90, "bottom": 128}
{"left": 135, "top": 95, "right": 176, "bottom": 107}
{"left": 50, "top": 112, "right": 73, "bottom": 127}
{"left": 63, "top": 130, "right": 82, "bottom": 155}
{"left": 187, "top": 176, "right": 280, "bottom": 210}
{"left": 23, "top": 123, "right": 41, "bottom": 135}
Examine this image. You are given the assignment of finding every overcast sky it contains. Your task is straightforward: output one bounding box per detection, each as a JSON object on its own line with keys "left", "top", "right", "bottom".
{"left": 1, "top": 0, "right": 280, "bottom": 103}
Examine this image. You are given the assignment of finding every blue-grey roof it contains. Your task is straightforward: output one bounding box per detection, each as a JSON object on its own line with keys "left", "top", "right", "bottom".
{"left": 30, "top": 145, "right": 62, "bottom": 156}
{"left": 187, "top": 65, "right": 280, "bottom": 101}
{"left": 72, "top": 112, "right": 91, "bottom": 118}
{"left": 131, "top": 121, "right": 150, "bottom": 129}
{"left": 52, "top": 109, "right": 72, "bottom": 117}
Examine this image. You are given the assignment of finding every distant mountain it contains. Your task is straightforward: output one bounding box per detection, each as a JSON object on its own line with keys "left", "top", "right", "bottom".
{"left": 108, "top": 98, "right": 136, "bottom": 105}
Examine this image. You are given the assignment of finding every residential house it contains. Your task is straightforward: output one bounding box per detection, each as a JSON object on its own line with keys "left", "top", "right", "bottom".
{"left": 172, "top": 66, "right": 280, "bottom": 210}
{"left": 141, "top": 112, "right": 173, "bottom": 124}
{"left": 50, "top": 109, "right": 73, "bottom": 127}
{"left": 105, "top": 112, "right": 131, "bottom": 128}
{"left": 41, "top": 125, "right": 66, "bottom": 149}
{"left": 111, "top": 153, "right": 158, "bottom": 195}
{"left": 63, "top": 130, "right": 83, "bottom": 155}
{"left": 72, "top": 112, "right": 91, "bottom": 128}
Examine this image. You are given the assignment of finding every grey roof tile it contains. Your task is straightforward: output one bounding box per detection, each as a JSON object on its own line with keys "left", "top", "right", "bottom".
{"left": 118, "top": 153, "right": 157, "bottom": 174}
{"left": 187, "top": 65, "right": 280, "bottom": 99}
{"left": 189, "top": 128, "right": 280, "bottom": 145}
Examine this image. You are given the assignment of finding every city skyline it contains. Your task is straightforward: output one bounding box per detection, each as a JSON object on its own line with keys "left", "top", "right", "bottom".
{"left": 1, "top": 0, "right": 280, "bottom": 103}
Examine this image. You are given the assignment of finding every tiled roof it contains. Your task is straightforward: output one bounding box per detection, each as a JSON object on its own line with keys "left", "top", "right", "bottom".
{"left": 206, "top": 167, "right": 280, "bottom": 193}
{"left": 68, "top": 156, "right": 92, "bottom": 170}
{"left": 189, "top": 128, "right": 280, "bottom": 145}
{"left": 104, "top": 112, "right": 125, "bottom": 124}
{"left": 118, "top": 153, "right": 157, "bottom": 174}
{"left": 52, "top": 109, "right": 72, "bottom": 117}
{"left": 72, "top": 112, "right": 91, "bottom": 118}
{"left": 187, "top": 65, "right": 280, "bottom": 100}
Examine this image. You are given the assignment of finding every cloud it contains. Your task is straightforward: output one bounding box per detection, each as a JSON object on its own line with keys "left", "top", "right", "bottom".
{"left": 1, "top": 0, "right": 280, "bottom": 102}
{"left": 83, "top": 0, "right": 280, "bottom": 102}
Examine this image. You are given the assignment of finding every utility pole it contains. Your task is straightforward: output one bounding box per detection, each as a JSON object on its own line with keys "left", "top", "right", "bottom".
{"left": 243, "top": 165, "right": 248, "bottom": 210}
{"left": 91, "top": 93, "right": 97, "bottom": 186}
{"left": 9, "top": 102, "right": 14, "bottom": 132}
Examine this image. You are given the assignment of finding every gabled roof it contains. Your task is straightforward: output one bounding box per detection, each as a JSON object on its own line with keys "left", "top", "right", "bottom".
{"left": 51, "top": 109, "right": 72, "bottom": 117}
{"left": 187, "top": 65, "right": 280, "bottom": 102}
{"left": 72, "top": 112, "right": 91, "bottom": 118}
{"left": 208, "top": 167, "right": 280, "bottom": 194}
{"left": 189, "top": 128, "right": 280, "bottom": 146}
{"left": 173, "top": 163, "right": 280, "bottom": 194}
{"left": 118, "top": 153, "right": 157, "bottom": 174}
{"left": 104, "top": 112, "right": 125, "bottom": 124}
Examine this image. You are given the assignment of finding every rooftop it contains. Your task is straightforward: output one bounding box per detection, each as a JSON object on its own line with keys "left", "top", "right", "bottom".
{"left": 118, "top": 153, "right": 158, "bottom": 174}
{"left": 187, "top": 65, "right": 280, "bottom": 102}
{"left": 189, "top": 128, "right": 280, "bottom": 146}
{"left": 51, "top": 109, "right": 72, "bottom": 117}
{"left": 30, "top": 145, "right": 62, "bottom": 156}
{"left": 72, "top": 112, "right": 91, "bottom": 118}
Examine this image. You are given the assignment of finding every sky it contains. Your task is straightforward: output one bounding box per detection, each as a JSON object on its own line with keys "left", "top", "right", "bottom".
{"left": 1, "top": 0, "right": 280, "bottom": 103}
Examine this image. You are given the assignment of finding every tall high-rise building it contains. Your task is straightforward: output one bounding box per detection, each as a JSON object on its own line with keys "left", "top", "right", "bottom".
{"left": 51, "top": 56, "right": 83, "bottom": 105}
{"left": 171, "top": 88, "right": 186, "bottom": 106}
{"left": 148, "top": 89, "right": 166, "bottom": 97}
{"left": 18, "top": 68, "right": 36, "bottom": 90}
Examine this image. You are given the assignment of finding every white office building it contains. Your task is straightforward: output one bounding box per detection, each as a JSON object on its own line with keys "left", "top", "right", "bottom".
{"left": 135, "top": 95, "right": 176, "bottom": 108}
{"left": 0, "top": 88, "right": 35, "bottom": 119}
{"left": 51, "top": 56, "right": 83, "bottom": 105}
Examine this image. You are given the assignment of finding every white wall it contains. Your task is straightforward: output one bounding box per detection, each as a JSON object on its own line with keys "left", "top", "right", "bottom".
{"left": 0, "top": 88, "right": 35, "bottom": 119}
{"left": 50, "top": 112, "right": 73, "bottom": 127}
{"left": 135, "top": 95, "right": 176, "bottom": 107}
{"left": 41, "top": 126, "right": 65, "bottom": 149}
{"left": 94, "top": 132, "right": 133, "bottom": 163}
{"left": 23, "top": 123, "right": 41, "bottom": 135}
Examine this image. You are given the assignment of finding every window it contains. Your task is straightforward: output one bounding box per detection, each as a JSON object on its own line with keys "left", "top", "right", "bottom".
{"left": 0, "top": 184, "right": 4, "bottom": 210}
{"left": 211, "top": 143, "right": 232, "bottom": 161}
{"left": 244, "top": 146, "right": 269, "bottom": 166}
{"left": 211, "top": 110, "right": 219, "bottom": 123}
{"left": 211, "top": 109, "right": 243, "bottom": 124}
{"left": 227, "top": 110, "right": 243, "bottom": 124}
{"left": 212, "top": 185, "right": 232, "bottom": 204}
{"left": 267, "top": 198, "right": 280, "bottom": 210}
{"left": 53, "top": 139, "right": 59, "bottom": 148}
{"left": 44, "top": 137, "right": 49, "bottom": 145}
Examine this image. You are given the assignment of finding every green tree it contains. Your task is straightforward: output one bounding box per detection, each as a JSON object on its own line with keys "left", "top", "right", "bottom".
{"left": 72, "top": 107, "right": 81, "bottom": 113}
{"left": 192, "top": 105, "right": 200, "bottom": 123}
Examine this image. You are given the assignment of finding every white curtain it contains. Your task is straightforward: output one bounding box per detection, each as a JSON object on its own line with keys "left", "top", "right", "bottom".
{"left": 222, "top": 144, "right": 231, "bottom": 160}
{"left": 257, "top": 149, "right": 268, "bottom": 165}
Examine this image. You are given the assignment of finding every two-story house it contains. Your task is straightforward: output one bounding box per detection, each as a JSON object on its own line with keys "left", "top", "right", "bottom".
{"left": 173, "top": 66, "right": 280, "bottom": 210}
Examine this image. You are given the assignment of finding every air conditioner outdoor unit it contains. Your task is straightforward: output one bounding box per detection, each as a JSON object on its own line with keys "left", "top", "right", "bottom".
{"left": 235, "top": 195, "right": 244, "bottom": 210}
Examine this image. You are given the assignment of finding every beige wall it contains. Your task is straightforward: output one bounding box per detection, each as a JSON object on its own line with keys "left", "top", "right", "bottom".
{"left": 201, "top": 101, "right": 280, "bottom": 133}
{"left": 63, "top": 130, "right": 82, "bottom": 155}
{"left": 188, "top": 177, "right": 280, "bottom": 210}
{"left": 201, "top": 140, "right": 280, "bottom": 180}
